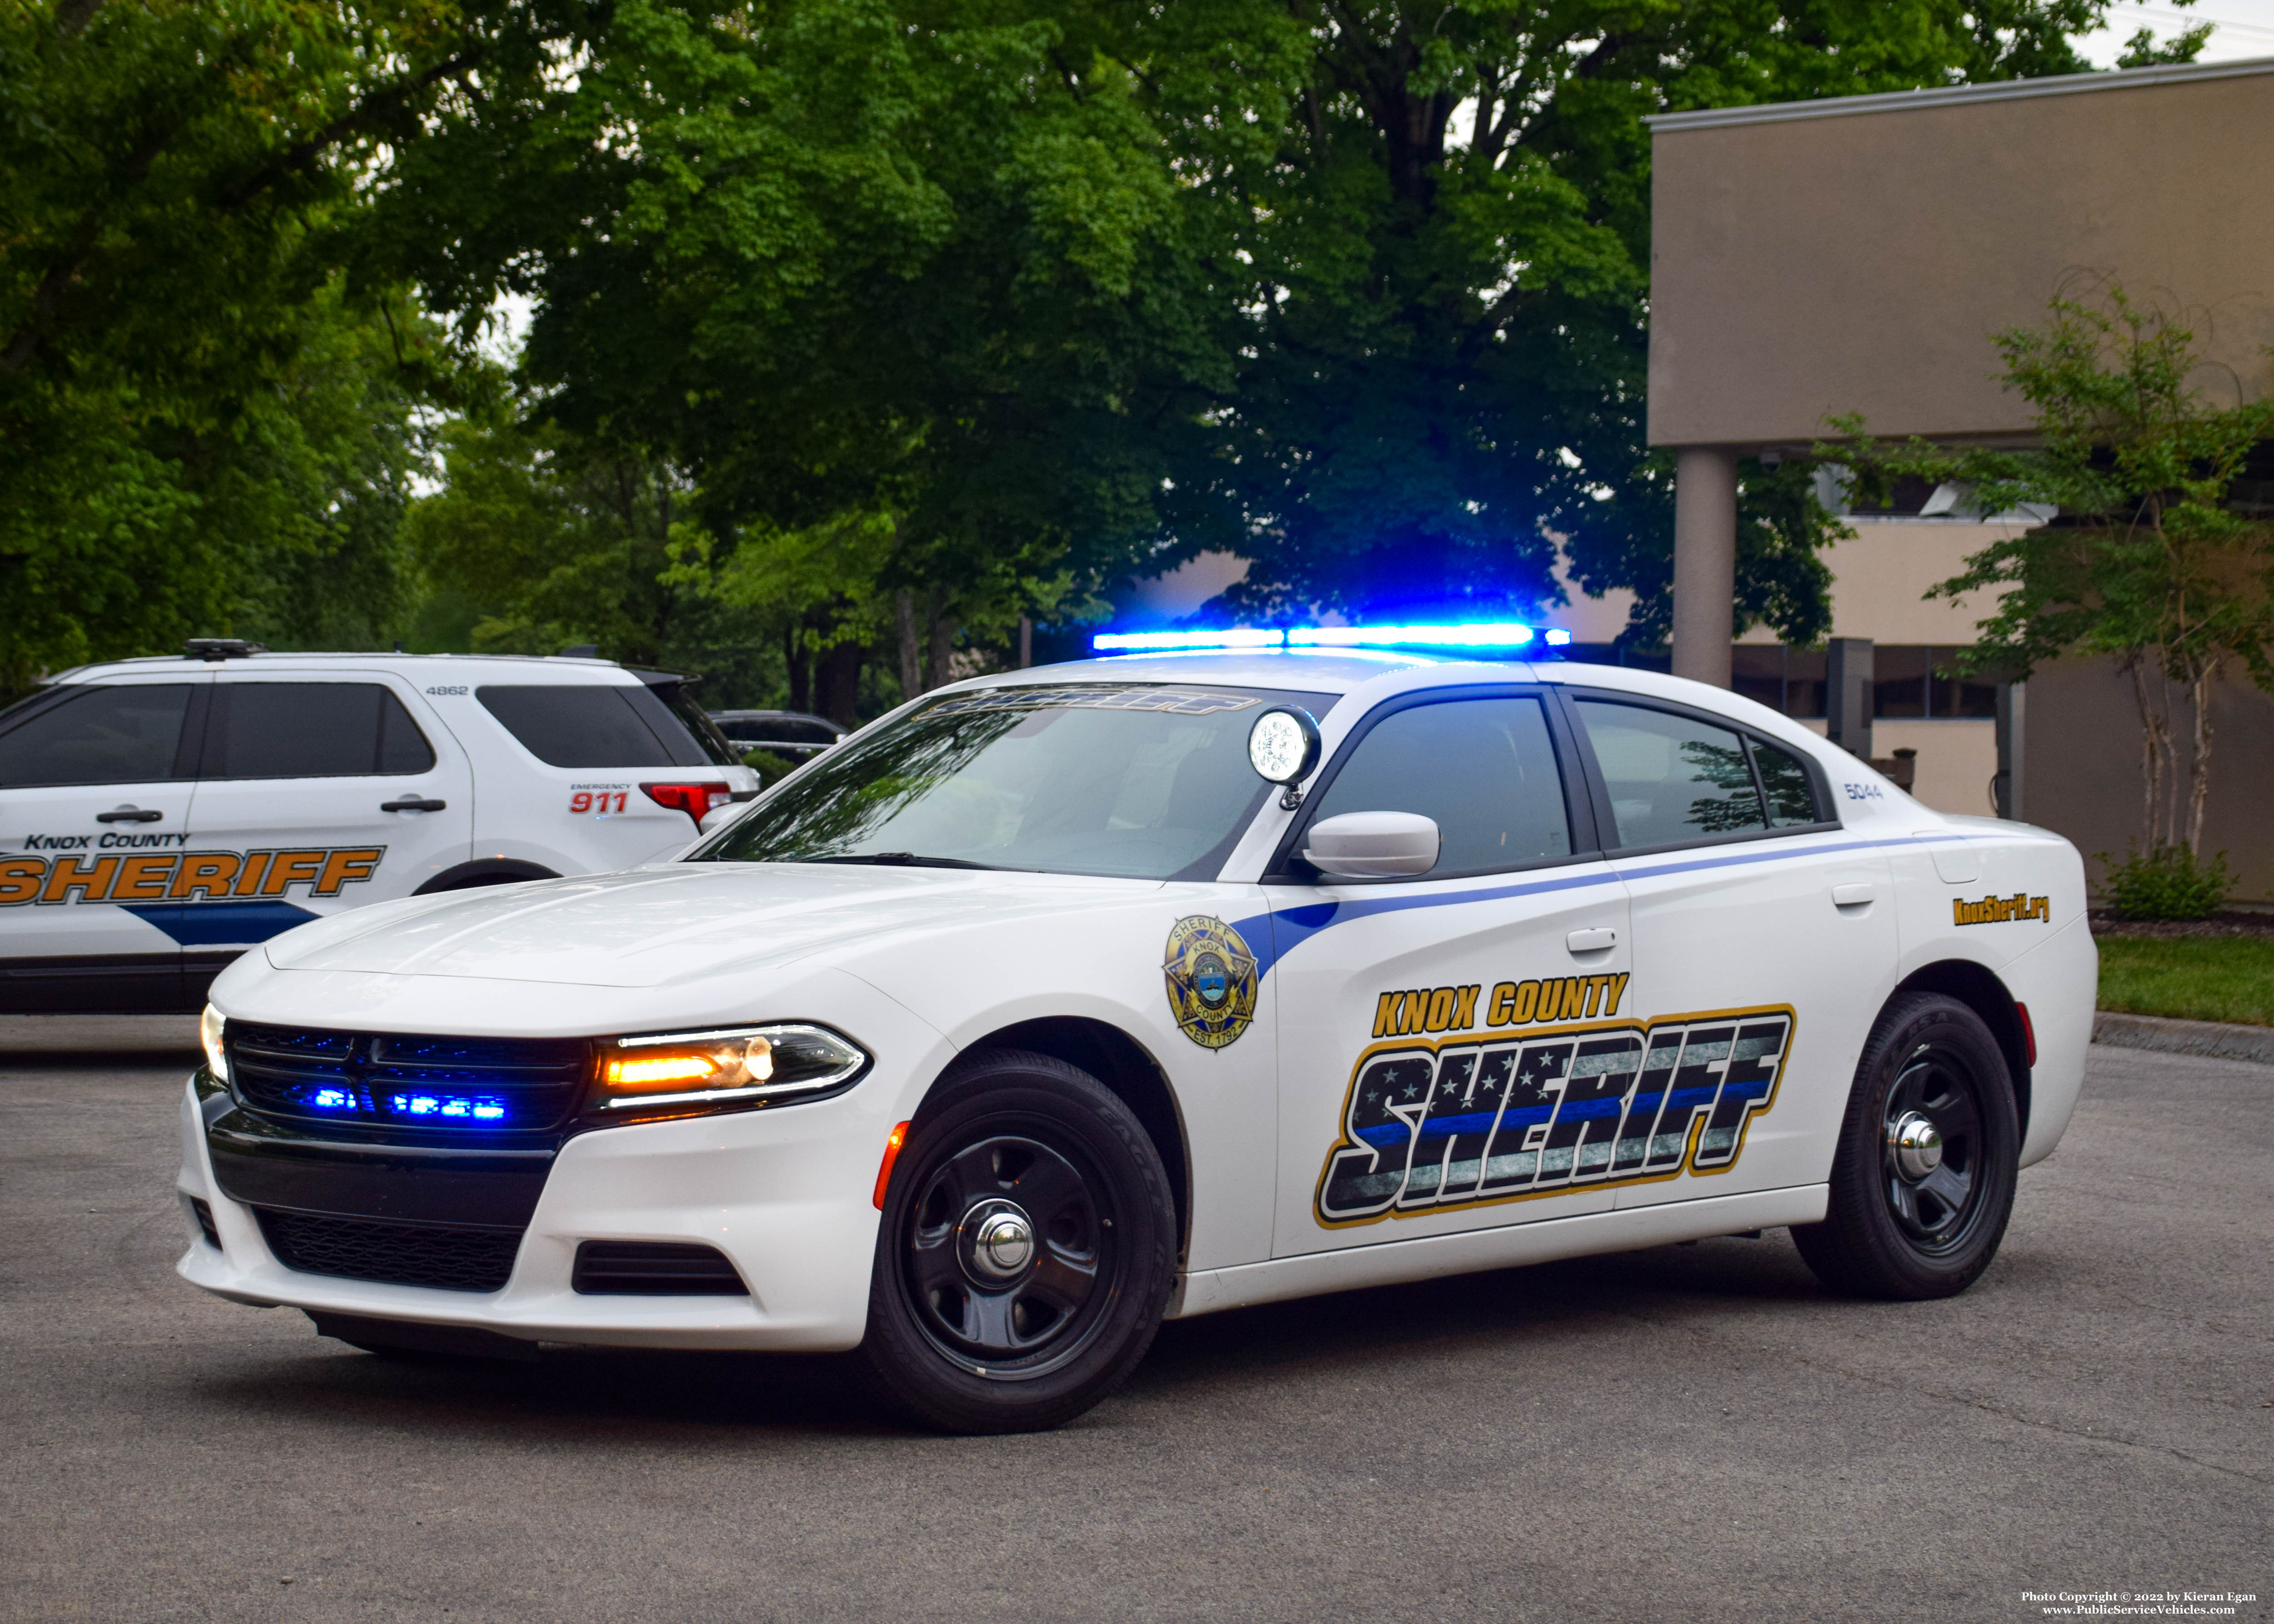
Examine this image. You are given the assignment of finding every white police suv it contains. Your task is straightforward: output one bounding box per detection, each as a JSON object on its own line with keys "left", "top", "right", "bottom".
{"left": 0, "top": 643, "right": 756, "bottom": 1013}
{"left": 177, "top": 634, "right": 2096, "bottom": 1432}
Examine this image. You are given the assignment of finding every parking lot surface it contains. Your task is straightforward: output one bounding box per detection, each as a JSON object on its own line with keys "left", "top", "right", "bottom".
{"left": 1, "top": 1017, "right": 2267, "bottom": 1624}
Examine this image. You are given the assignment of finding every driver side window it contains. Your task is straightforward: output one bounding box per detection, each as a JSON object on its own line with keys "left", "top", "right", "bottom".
{"left": 1303, "top": 696, "right": 1572, "bottom": 875}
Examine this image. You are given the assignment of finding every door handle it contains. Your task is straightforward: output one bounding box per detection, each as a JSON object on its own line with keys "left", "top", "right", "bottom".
{"left": 1566, "top": 927, "right": 1618, "bottom": 953}
{"left": 1832, "top": 882, "right": 1876, "bottom": 908}
{"left": 95, "top": 806, "right": 162, "bottom": 823}
{"left": 381, "top": 797, "right": 447, "bottom": 813}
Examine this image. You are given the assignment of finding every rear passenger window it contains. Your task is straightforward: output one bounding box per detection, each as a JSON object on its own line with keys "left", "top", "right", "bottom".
{"left": 0, "top": 684, "right": 194, "bottom": 787}
{"left": 477, "top": 685, "right": 711, "bottom": 769}
{"left": 206, "top": 684, "right": 436, "bottom": 779}
{"left": 1753, "top": 738, "right": 1822, "bottom": 827}
{"left": 1304, "top": 696, "right": 1571, "bottom": 874}
{"left": 1575, "top": 699, "right": 1764, "bottom": 848}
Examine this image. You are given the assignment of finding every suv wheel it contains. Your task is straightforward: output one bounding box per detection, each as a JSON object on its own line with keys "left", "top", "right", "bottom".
{"left": 1792, "top": 992, "right": 2021, "bottom": 1300}
{"left": 854, "top": 1051, "right": 1176, "bottom": 1433}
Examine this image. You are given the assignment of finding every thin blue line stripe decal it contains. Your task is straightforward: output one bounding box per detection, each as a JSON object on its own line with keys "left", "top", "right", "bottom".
{"left": 122, "top": 900, "right": 318, "bottom": 946}
{"left": 1240, "top": 830, "right": 1966, "bottom": 980}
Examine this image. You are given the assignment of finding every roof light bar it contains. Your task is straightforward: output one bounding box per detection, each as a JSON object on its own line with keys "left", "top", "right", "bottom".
{"left": 1091, "top": 623, "right": 1572, "bottom": 654}
{"left": 1290, "top": 622, "right": 1538, "bottom": 649}
{"left": 1090, "top": 628, "right": 1288, "bottom": 651}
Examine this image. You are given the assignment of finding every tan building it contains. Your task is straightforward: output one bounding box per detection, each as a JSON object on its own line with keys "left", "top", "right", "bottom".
{"left": 1644, "top": 57, "right": 2274, "bottom": 898}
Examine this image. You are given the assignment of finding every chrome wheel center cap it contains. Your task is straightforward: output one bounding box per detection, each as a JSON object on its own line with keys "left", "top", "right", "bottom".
{"left": 960, "top": 1200, "right": 1036, "bottom": 1281}
{"left": 1890, "top": 1111, "right": 1944, "bottom": 1180}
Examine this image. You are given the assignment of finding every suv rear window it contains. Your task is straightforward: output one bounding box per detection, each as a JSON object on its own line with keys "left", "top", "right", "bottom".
{"left": 205, "top": 683, "right": 437, "bottom": 779}
{"left": 477, "top": 684, "right": 713, "bottom": 769}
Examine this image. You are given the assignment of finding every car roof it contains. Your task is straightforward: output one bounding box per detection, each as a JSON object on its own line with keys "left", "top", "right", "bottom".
{"left": 938, "top": 648, "right": 1835, "bottom": 758}
{"left": 47, "top": 652, "right": 641, "bottom": 684}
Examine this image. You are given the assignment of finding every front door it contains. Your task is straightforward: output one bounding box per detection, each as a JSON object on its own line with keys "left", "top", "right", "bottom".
{"left": 179, "top": 673, "right": 474, "bottom": 970}
{"left": 0, "top": 677, "right": 209, "bottom": 1010}
{"left": 1269, "top": 688, "right": 1634, "bottom": 1258}
{"left": 1561, "top": 691, "right": 1900, "bottom": 1211}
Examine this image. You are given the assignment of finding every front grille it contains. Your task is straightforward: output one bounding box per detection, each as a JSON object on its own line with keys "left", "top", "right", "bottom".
{"left": 226, "top": 1023, "right": 592, "bottom": 1139}
{"left": 573, "top": 1241, "right": 748, "bottom": 1296}
{"left": 256, "top": 1207, "right": 523, "bottom": 1293}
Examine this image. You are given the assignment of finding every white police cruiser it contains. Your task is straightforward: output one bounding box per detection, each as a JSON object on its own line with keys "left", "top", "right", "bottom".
{"left": 0, "top": 642, "right": 756, "bottom": 1013}
{"left": 177, "top": 630, "right": 2095, "bottom": 1432}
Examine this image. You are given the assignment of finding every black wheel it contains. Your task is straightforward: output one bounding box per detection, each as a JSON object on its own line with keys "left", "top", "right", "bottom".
{"left": 1792, "top": 992, "right": 2021, "bottom": 1300}
{"left": 854, "top": 1050, "right": 1176, "bottom": 1433}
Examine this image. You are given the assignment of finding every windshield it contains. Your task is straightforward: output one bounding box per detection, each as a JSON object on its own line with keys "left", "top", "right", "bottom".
{"left": 693, "top": 683, "right": 1331, "bottom": 881}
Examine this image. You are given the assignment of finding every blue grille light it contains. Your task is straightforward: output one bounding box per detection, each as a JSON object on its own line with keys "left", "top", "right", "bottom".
{"left": 1092, "top": 622, "right": 1569, "bottom": 654}
{"left": 310, "top": 1087, "right": 355, "bottom": 1110}
{"left": 389, "top": 1092, "right": 511, "bottom": 1123}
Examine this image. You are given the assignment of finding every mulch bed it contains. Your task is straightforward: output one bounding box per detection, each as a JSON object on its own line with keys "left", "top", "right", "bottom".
{"left": 2089, "top": 910, "right": 2274, "bottom": 940}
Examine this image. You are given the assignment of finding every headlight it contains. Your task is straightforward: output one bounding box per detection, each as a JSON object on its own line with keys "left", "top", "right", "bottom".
{"left": 199, "top": 1005, "right": 229, "bottom": 1084}
{"left": 592, "top": 1023, "right": 868, "bottom": 1117}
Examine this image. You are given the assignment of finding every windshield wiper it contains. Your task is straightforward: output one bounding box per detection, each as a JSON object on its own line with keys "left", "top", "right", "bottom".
{"left": 797, "top": 852, "right": 1001, "bottom": 870}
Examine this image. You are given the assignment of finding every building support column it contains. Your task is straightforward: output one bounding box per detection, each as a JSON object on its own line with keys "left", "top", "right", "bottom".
{"left": 1671, "top": 446, "right": 1739, "bottom": 688}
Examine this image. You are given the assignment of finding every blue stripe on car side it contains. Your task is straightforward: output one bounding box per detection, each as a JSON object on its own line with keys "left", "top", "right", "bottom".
{"left": 1238, "top": 830, "right": 1964, "bottom": 981}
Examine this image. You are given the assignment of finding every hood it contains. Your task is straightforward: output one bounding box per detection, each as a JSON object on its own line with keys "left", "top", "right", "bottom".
{"left": 262, "top": 862, "right": 1163, "bottom": 988}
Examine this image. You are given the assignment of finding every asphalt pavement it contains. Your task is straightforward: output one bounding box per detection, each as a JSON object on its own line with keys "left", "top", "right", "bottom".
{"left": 1, "top": 1016, "right": 2267, "bottom": 1624}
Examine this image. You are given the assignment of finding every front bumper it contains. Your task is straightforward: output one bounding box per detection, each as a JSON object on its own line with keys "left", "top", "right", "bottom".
{"left": 175, "top": 1073, "right": 899, "bottom": 1352}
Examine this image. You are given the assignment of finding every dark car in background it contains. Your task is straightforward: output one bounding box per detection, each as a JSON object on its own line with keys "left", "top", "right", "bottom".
{"left": 707, "top": 710, "right": 846, "bottom": 761}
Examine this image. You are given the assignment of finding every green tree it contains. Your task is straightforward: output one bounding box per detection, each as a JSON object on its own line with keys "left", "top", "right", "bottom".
{"left": 1831, "top": 283, "right": 2274, "bottom": 855}
{"left": 0, "top": 0, "right": 566, "bottom": 685}
{"left": 1119, "top": 0, "right": 2178, "bottom": 640}
{"left": 359, "top": 0, "right": 1231, "bottom": 690}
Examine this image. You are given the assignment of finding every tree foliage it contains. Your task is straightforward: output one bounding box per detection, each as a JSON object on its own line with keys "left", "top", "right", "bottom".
{"left": 1125, "top": 0, "right": 2131, "bottom": 638}
{"left": 3, "top": 0, "right": 2160, "bottom": 702}
{"left": 358, "top": 0, "right": 1220, "bottom": 695}
{"left": 0, "top": 0, "right": 553, "bottom": 685}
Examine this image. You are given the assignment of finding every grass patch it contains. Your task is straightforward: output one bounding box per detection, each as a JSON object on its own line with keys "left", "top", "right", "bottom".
{"left": 2096, "top": 936, "right": 2274, "bottom": 1027}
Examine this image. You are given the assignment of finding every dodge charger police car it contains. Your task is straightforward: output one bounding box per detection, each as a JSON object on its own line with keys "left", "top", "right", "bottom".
{"left": 176, "top": 636, "right": 2095, "bottom": 1432}
{"left": 0, "top": 644, "right": 756, "bottom": 1013}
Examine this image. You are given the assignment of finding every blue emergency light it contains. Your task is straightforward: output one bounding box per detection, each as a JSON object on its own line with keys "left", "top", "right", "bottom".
{"left": 1091, "top": 623, "right": 1571, "bottom": 654}
{"left": 292, "top": 1083, "right": 511, "bottom": 1124}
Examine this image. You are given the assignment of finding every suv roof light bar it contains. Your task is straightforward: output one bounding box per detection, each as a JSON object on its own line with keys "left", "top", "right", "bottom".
{"left": 184, "top": 638, "right": 268, "bottom": 661}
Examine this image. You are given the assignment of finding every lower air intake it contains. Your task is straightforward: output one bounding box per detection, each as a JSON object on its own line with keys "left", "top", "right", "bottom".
{"left": 188, "top": 1196, "right": 220, "bottom": 1250}
{"left": 573, "top": 1241, "right": 748, "bottom": 1296}
{"left": 256, "top": 1208, "right": 522, "bottom": 1293}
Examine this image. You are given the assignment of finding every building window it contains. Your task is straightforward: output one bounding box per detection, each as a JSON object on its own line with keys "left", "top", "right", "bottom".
{"left": 1715, "top": 645, "right": 1995, "bottom": 720}
{"left": 1730, "top": 645, "right": 1827, "bottom": 719}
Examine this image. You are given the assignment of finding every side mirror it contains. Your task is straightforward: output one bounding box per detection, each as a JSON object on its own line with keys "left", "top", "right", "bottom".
{"left": 1302, "top": 811, "right": 1440, "bottom": 879}
{"left": 697, "top": 800, "right": 747, "bottom": 838}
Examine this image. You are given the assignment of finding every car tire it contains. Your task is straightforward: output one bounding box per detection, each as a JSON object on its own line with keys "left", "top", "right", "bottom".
{"left": 1792, "top": 992, "right": 2021, "bottom": 1300}
{"left": 854, "top": 1050, "right": 1176, "bottom": 1434}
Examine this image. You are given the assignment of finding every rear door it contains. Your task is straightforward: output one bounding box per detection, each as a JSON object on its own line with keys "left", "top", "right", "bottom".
{"left": 0, "top": 676, "right": 208, "bottom": 1010}
{"left": 179, "top": 674, "right": 473, "bottom": 961}
{"left": 1560, "top": 690, "right": 1899, "bottom": 1210}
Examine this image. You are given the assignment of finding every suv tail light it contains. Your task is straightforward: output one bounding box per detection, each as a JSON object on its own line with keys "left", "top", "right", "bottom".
{"left": 641, "top": 782, "right": 732, "bottom": 827}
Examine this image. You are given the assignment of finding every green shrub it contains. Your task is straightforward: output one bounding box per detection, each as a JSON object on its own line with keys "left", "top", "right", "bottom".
{"left": 2095, "top": 842, "right": 2234, "bottom": 921}
{"left": 741, "top": 748, "right": 799, "bottom": 788}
